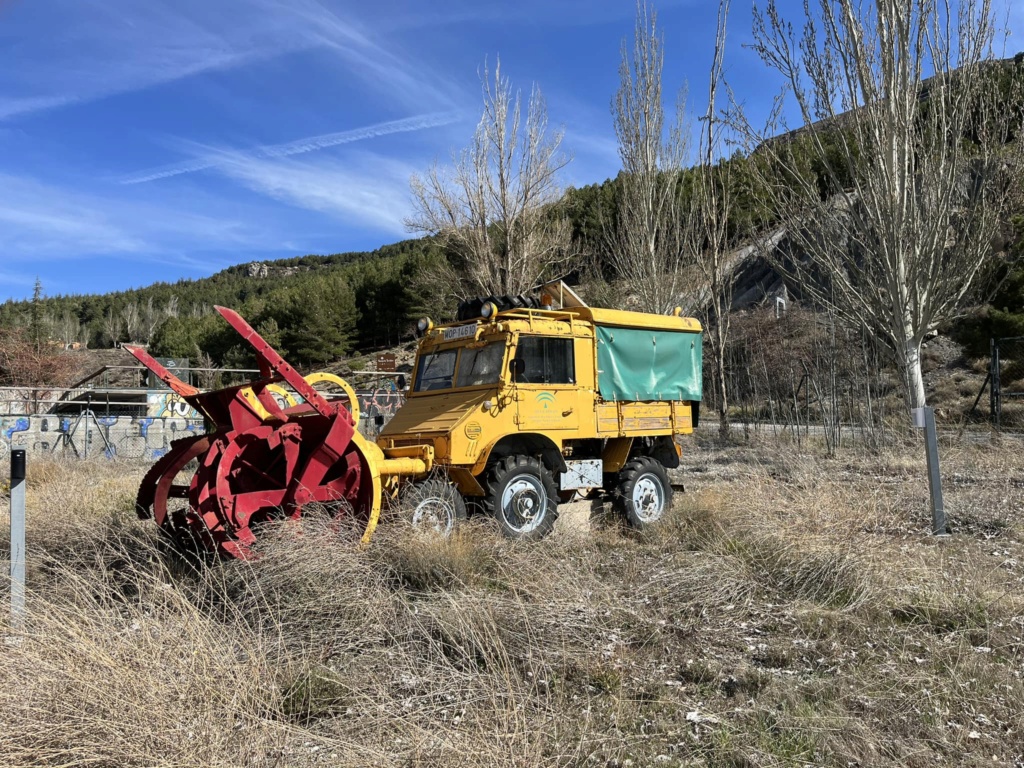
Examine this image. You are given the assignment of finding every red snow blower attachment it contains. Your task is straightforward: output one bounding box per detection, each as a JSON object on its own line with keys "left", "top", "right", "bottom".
{"left": 126, "top": 306, "right": 418, "bottom": 559}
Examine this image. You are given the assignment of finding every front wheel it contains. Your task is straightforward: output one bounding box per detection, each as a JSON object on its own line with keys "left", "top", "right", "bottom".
{"left": 613, "top": 457, "right": 673, "bottom": 530}
{"left": 486, "top": 455, "right": 558, "bottom": 540}
{"left": 399, "top": 477, "right": 467, "bottom": 537}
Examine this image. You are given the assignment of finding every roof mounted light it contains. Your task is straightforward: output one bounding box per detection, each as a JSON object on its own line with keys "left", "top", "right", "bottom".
{"left": 416, "top": 317, "right": 434, "bottom": 335}
{"left": 480, "top": 301, "right": 498, "bottom": 319}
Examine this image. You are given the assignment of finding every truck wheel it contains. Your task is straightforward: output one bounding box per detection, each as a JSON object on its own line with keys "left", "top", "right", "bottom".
{"left": 486, "top": 456, "right": 558, "bottom": 540}
{"left": 400, "top": 478, "right": 467, "bottom": 537}
{"left": 613, "top": 457, "right": 673, "bottom": 529}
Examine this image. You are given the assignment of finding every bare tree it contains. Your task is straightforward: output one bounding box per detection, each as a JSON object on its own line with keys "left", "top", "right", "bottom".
{"left": 57, "top": 308, "right": 80, "bottom": 347}
{"left": 691, "top": 0, "right": 742, "bottom": 436}
{"left": 408, "top": 59, "right": 574, "bottom": 299}
{"left": 0, "top": 327, "right": 77, "bottom": 390}
{"left": 103, "top": 308, "right": 121, "bottom": 348}
{"left": 140, "top": 297, "right": 161, "bottom": 343}
{"left": 606, "top": 1, "right": 691, "bottom": 314}
{"left": 746, "top": 0, "right": 1017, "bottom": 411}
{"left": 121, "top": 302, "right": 140, "bottom": 343}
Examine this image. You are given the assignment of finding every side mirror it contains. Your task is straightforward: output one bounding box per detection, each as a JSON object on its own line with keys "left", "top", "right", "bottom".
{"left": 396, "top": 374, "right": 407, "bottom": 390}
{"left": 508, "top": 358, "right": 525, "bottom": 381}
{"left": 374, "top": 413, "right": 385, "bottom": 427}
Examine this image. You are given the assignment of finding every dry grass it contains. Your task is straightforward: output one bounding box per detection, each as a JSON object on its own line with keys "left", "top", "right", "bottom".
{"left": 0, "top": 440, "right": 1022, "bottom": 767}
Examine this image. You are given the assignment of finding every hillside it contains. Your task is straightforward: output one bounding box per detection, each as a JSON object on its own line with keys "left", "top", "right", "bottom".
{"left": 0, "top": 237, "right": 447, "bottom": 368}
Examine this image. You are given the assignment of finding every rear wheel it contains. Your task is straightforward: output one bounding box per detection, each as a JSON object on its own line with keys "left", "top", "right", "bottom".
{"left": 399, "top": 478, "right": 467, "bottom": 537}
{"left": 613, "top": 457, "right": 672, "bottom": 530}
{"left": 485, "top": 455, "right": 558, "bottom": 540}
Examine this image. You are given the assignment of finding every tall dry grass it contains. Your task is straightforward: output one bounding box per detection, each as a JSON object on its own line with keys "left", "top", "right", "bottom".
{"left": 0, "top": 442, "right": 1022, "bottom": 767}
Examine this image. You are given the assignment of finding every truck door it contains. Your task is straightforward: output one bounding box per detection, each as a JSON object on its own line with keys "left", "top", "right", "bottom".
{"left": 513, "top": 335, "right": 580, "bottom": 431}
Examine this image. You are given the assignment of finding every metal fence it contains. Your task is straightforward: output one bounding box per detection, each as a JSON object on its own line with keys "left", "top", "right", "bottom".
{"left": 705, "top": 307, "right": 894, "bottom": 451}
{"left": 990, "top": 336, "right": 1024, "bottom": 430}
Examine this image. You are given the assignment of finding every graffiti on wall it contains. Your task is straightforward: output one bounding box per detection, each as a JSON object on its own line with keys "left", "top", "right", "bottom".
{"left": 357, "top": 387, "right": 405, "bottom": 437}
{"left": 0, "top": 388, "right": 408, "bottom": 460}
{"left": 147, "top": 392, "right": 198, "bottom": 419}
{"left": 0, "top": 413, "right": 204, "bottom": 460}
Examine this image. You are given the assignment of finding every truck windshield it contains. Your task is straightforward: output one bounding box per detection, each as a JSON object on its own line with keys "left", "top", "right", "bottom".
{"left": 414, "top": 349, "right": 457, "bottom": 392}
{"left": 456, "top": 342, "right": 505, "bottom": 387}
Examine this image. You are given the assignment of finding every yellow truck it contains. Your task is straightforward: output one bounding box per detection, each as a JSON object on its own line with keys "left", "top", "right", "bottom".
{"left": 378, "top": 285, "right": 703, "bottom": 539}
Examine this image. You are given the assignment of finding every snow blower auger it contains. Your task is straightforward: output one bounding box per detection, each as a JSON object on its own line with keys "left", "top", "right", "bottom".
{"left": 126, "top": 306, "right": 431, "bottom": 559}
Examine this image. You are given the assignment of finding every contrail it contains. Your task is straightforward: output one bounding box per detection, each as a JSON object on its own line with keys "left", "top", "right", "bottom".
{"left": 122, "top": 110, "right": 463, "bottom": 184}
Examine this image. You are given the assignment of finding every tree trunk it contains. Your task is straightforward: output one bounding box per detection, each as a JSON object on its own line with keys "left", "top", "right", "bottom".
{"left": 716, "top": 356, "right": 729, "bottom": 438}
{"left": 902, "top": 338, "right": 927, "bottom": 411}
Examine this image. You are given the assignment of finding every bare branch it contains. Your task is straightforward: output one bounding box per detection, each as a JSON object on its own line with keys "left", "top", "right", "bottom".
{"left": 605, "top": 1, "right": 693, "bottom": 315}
{"left": 407, "top": 59, "right": 575, "bottom": 300}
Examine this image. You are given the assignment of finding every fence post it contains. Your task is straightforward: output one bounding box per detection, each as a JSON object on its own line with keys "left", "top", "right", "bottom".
{"left": 912, "top": 407, "right": 947, "bottom": 536}
{"left": 9, "top": 448, "right": 26, "bottom": 630}
{"left": 84, "top": 392, "right": 92, "bottom": 459}
{"left": 990, "top": 338, "right": 1000, "bottom": 430}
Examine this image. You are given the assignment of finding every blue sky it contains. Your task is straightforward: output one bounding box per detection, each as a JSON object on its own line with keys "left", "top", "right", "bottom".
{"left": 0, "top": 0, "right": 1021, "bottom": 301}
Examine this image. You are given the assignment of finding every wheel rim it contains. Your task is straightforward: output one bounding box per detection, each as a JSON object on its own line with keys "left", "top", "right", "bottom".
{"left": 411, "top": 496, "right": 456, "bottom": 536}
{"left": 500, "top": 475, "right": 547, "bottom": 533}
{"left": 632, "top": 473, "right": 665, "bottom": 522}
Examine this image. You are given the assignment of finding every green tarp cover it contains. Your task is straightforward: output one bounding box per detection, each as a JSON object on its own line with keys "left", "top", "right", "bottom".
{"left": 595, "top": 326, "right": 702, "bottom": 402}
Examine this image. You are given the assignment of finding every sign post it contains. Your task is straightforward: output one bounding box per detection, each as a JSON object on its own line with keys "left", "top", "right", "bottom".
{"left": 911, "top": 407, "right": 947, "bottom": 536}
{"left": 10, "top": 448, "right": 26, "bottom": 630}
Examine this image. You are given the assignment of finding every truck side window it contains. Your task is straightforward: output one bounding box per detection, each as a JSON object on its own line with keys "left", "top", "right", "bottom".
{"left": 514, "top": 337, "right": 575, "bottom": 384}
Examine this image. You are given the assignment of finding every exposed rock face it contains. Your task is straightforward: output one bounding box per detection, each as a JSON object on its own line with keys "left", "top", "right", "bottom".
{"left": 246, "top": 261, "right": 306, "bottom": 279}
{"left": 728, "top": 230, "right": 791, "bottom": 311}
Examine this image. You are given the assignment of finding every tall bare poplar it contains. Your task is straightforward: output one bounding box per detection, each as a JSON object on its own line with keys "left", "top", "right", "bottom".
{"left": 747, "top": 0, "right": 1017, "bottom": 411}
{"left": 102, "top": 307, "right": 121, "bottom": 348}
{"left": 691, "top": 0, "right": 741, "bottom": 436}
{"left": 408, "top": 60, "right": 573, "bottom": 300}
{"left": 607, "top": 2, "right": 691, "bottom": 314}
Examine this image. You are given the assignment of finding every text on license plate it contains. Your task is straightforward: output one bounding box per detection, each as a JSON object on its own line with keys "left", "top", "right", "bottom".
{"left": 443, "top": 324, "right": 479, "bottom": 341}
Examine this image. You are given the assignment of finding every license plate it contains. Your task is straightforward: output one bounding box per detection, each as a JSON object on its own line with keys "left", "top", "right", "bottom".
{"left": 443, "top": 324, "right": 478, "bottom": 341}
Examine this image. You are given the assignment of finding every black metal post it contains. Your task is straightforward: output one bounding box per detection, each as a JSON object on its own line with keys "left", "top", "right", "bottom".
{"left": 10, "top": 448, "right": 26, "bottom": 629}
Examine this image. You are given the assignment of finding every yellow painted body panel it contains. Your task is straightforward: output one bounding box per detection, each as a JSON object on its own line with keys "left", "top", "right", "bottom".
{"left": 579, "top": 307, "right": 702, "bottom": 333}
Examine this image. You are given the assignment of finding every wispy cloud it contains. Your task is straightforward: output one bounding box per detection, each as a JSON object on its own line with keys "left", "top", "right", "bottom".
{"left": 0, "top": 172, "right": 283, "bottom": 262}
{"left": 257, "top": 0, "right": 462, "bottom": 108}
{"left": 0, "top": 0, "right": 462, "bottom": 121}
{"left": 207, "top": 150, "right": 418, "bottom": 234}
{"left": 0, "top": 0, "right": 306, "bottom": 121}
{"left": 123, "top": 111, "right": 463, "bottom": 184}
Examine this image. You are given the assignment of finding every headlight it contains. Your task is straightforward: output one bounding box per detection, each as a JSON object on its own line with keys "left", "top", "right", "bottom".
{"left": 480, "top": 301, "right": 498, "bottom": 319}
{"left": 416, "top": 317, "right": 433, "bottom": 334}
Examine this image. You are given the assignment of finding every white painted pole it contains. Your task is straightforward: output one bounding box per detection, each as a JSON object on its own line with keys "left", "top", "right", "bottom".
{"left": 10, "top": 448, "right": 25, "bottom": 630}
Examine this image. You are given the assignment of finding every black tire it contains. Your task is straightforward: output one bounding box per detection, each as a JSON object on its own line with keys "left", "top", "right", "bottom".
{"left": 613, "top": 457, "right": 673, "bottom": 530}
{"left": 399, "top": 477, "right": 467, "bottom": 537}
{"left": 485, "top": 455, "right": 558, "bottom": 540}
